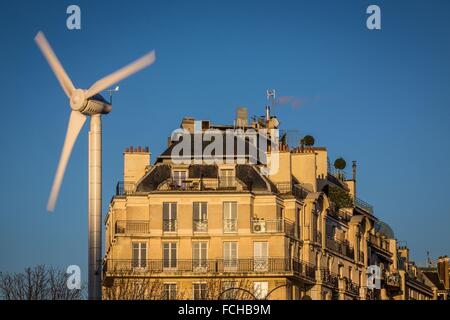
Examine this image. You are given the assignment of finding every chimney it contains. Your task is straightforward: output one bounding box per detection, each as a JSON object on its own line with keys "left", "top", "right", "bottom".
{"left": 352, "top": 161, "right": 357, "bottom": 181}
{"left": 181, "top": 117, "right": 195, "bottom": 133}
{"left": 236, "top": 107, "right": 248, "bottom": 128}
{"left": 438, "top": 256, "right": 450, "bottom": 289}
{"left": 265, "top": 106, "right": 270, "bottom": 125}
{"left": 398, "top": 246, "right": 410, "bottom": 270}
{"left": 124, "top": 146, "right": 151, "bottom": 184}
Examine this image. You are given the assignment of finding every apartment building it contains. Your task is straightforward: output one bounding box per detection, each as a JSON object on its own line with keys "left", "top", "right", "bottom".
{"left": 102, "top": 106, "right": 433, "bottom": 300}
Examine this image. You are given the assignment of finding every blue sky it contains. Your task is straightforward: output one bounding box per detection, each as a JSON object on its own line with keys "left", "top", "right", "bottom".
{"left": 0, "top": 0, "right": 449, "bottom": 280}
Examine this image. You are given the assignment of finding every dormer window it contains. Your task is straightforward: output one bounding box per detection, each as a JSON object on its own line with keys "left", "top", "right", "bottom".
{"left": 173, "top": 170, "right": 187, "bottom": 188}
{"left": 219, "top": 169, "right": 234, "bottom": 188}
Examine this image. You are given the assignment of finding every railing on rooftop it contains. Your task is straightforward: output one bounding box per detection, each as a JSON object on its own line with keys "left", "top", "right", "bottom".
{"left": 157, "top": 178, "right": 239, "bottom": 192}
{"left": 116, "top": 181, "right": 135, "bottom": 196}
{"left": 354, "top": 196, "right": 374, "bottom": 215}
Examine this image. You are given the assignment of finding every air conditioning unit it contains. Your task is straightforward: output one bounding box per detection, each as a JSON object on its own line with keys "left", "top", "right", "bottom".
{"left": 253, "top": 220, "right": 266, "bottom": 233}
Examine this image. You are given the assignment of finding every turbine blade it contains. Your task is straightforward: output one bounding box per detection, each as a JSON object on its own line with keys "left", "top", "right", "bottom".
{"left": 47, "top": 111, "right": 86, "bottom": 212}
{"left": 86, "top": 50, "right": 155, "bottom": 99}
{"left": 34, "top": 31, "right": 76, "bottom": 98}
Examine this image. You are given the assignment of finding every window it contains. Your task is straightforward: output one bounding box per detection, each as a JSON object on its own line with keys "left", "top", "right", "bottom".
{"left": 163, "top": 242, "right": 177, "bottom": 269}
{"left": 193, "top": 202, "right": 208, "bottom": 232}
{"left": 276, "top": 206, "right": 283, "bottom": 220}
{"left": 223, "top": 202, "right": 237, "bottom": 232}
{"left": 349, "top": 266, "right": 353, "bottom": 281}
{"left": 193, "top": 283, "right": 208, "bottom": 300}
{"left": 223, "top": 242, "right": 238, "bottom": 271}
{"left": 173, "top": 170, "right": 187, "bottom": 188}
{"left": 312, "top": 212, "right": 319, "bottom": 242}
{"left": 296, "top": 208, "right": 301, "bottom": 238}
{"left": 193, "top": 242, "right": 208, "bottom": 271}
{"left": 132, "top": 242, "right": 147, "bottom": 269}
{"left": 163, "top": 284, "right": 177, "bottom": 300}
{"left": 163, "top": 202, "right": 177, "bottom": 232}
{"left": 253, "top": 281, "right": 268, "bottom": 300}
{"left": 219, "top": 169, "right": 234, "bottom": 188}
{"left": 254, "top": 242, "right": 268, "bottom": 272}
{"left": 338, "top": 265, "right": 344, "bottom": 278}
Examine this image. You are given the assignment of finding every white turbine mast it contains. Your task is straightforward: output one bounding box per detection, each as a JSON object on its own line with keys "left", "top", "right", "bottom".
{"left": 34, "top": 31, "right": 156, "bottom": 300}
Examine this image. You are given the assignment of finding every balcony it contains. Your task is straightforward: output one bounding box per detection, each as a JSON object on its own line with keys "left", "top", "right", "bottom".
{"left": 104, "top": 258, "right": 315, "bottom": 282}
{"left": 320, "top": 269, "right": 339, "bottom": 288}
{"left": 115, "top": 220, "right": 149, "bottom": 235}
{"left": 368, "top": 234, "right": 391, "bottom": 253}
{"left": 250, "top": 218, "right": 297, "bottom": 239}
{"left": 116, "top": 181, "right": 135, "bottom": 196}
{"left": 275, "top": 183, "right": 309, "bottom": 200}
{"left": 344, "top": 277, "right": 360, "bottom": 296}
{"left": 384, "top": 271, "right": 401, "bottom": 289}
{"left": 354, "top": 197, "right": 373, "bottom": 215}
{"left": 326, "top": 237, "right": 355, "bottom": 260}
{"left": 193, "top": 219, "right": 208, "bottom": 233}
{"left": 158, "top": 177, "right": 240, "bottom": 192}
{"left": 163, "top": 219, "right": 177, "bottom": 233}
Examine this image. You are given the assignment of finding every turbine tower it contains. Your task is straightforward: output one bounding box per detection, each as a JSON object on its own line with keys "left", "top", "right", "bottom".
{"left": 34, "top": 31, "right": 156, "bottom": 300}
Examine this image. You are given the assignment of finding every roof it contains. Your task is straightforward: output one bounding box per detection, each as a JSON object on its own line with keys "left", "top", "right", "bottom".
{"left": 136, "top": 164, "right": 171, "bottom": 192}
{"left": 374, "top": 220, "right": 395, "bottom": 239}
{"left": 422, "top": 271, "right": 446, "bottom": 290}
{"left": 156, "top": 132, "right": 270, "bottom": 164}
{"left": 327, "top": 173, "right": 350, "bottom": 191}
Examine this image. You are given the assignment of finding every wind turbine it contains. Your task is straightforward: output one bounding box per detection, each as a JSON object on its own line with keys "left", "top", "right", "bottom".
{"left": 34, "top": 31, "right": 156, "bottom": 300}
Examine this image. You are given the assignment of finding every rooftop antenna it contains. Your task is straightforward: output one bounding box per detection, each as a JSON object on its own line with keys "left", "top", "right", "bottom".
{"left": 266, "top": 89, "right": 276, "bottom": 123}
{"left": 107, "top": 86, "right": 120, "bottom": 104}
{"left": 427, "top": 251, "right": 434, "bottom": 267}
{"left": 266, "top": 89, "right": 276, "bottom": 107}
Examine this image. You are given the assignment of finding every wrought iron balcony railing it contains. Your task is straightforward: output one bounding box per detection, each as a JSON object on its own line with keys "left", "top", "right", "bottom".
{"left": 223, "top": 219, "right": 237, "bottom": 233}
{"left": 344, "top": 277, "right": 360, "bottom": 296}
{"left": 193, "top": 219, "right": 208, "bottom": 232}
{"left": 163, "top": 219, "right": 177, "bottom": 233}
{"left": 320, "top": 269, "right": 339, "bottom": 288}
{"left": 326, "top": 237, "right": 355, "bottom": 260}
{"left": 115, "top": 220, "right": 149, "bottom": 234}
{"left": 250, "top": 218, "right": 297, "bottom": 238}
{"left": 116, "top": 181, "right": 135, "bottom": 196}
{"left": 354, "top": 197, "right": 374, "bottom": 215}
{"left": 368, "top": 234, "right": 391, "bottom": 252}
{"left": 104, "top": 257, "right": 315, "bottom": 281}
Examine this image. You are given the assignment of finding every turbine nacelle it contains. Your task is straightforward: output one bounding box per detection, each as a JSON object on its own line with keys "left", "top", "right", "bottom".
{"left": 69, "top": 89, "right": 112, "bottom": 115}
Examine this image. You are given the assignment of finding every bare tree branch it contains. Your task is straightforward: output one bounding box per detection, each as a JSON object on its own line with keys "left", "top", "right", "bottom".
{"left": 0, "top": 265, "right": 86, "bottom": 300}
